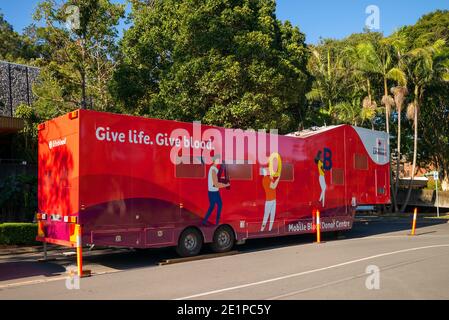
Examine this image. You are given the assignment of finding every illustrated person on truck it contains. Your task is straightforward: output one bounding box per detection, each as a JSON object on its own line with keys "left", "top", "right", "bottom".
{"left": 202, "top": 154, "right": 231, "bottom": 226}
{"left": 261, "top": 167, "right": 281, "bottom": 232}
{"left": 315, "top": 148, "right": 332, "bottom": 207}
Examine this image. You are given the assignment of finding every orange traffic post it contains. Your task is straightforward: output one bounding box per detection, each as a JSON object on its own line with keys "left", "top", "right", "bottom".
{"left": 316, "top": 209, "right": 321, "bottom": 243}
{"left": 410, "top": 208, "right": 418, "bottom": 236}
{"left": 75, "top": 224, "right": 91, "bottom": 278}
{"left": 76, "top": 224, "right": 83, "bottom": 277}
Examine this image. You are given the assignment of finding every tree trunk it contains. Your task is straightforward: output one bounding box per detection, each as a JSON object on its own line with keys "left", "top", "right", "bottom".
{"left": 442, "top": 167, "right": 449, "bottom": 191}
{"left": 81, "top": 70, "right": 87, "bottom": 109}
{"left": 384, "top": 78, "right": 390, "bottom": 134}
{"left": 400, "top": 88, "right": 419, "bottom": 213}
{"left": 394, "top": 102, "right": 402, "bottom": 212}
{"left": 384, "top": 77, "right": 396, "bottom": 212}
{"left": 80, "top": 35, "right": 87, "bottom": 110}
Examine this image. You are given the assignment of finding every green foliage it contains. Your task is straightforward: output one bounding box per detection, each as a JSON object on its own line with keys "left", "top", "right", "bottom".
{"left": 0, "top": 11, "right": 39, "bottom": 62}
{"left": 112, "top": 0, "right": 309, "bottom": 133}
{"left": 426, "top": 178, "right": 443, "bottom": 191}
{"left": 2, "top": 3, "right": 449, "bottom": 195}
{"left": 32, "top": 0, "right": 126, "bottom": 117}
{"left": 13, "top": 104, "right": 40, "bottom": 163}
{"left": 0, "top": 223, "right": 38, "bottom": 245}
{"left": 0, "top": 174, "right": 38, "bottom": 222}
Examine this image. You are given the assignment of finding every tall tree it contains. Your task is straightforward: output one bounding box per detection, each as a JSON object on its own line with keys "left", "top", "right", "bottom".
{"left": 0, "top": 11, "right": 39, "bottom": 61}
{"left": 306, "top": 46, "right": 352, "bottom": 125}
{"left": 395, "top": 10, "right": 449, "bottom": 194}
{"left": 391, "top": 85, "right": 408, "bottom": 202}
{"left": 112, "top": 0, "right": 309, "bottom": 133}
{"left": 400, "top": 39, "right": 449, "bottom": 212}
{"left": 355, "top": 40, "right": 407, "bottom": 133}
{"left": 32, "top": 0, "right": 125, "bottom": 116}
{"left": 419, "top": 82, "right": 449, "bottom": 191}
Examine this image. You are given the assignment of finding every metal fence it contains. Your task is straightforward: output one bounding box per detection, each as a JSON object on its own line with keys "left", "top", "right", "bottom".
{"left": 0, "top": 60, "right": 40, "bottom": 117}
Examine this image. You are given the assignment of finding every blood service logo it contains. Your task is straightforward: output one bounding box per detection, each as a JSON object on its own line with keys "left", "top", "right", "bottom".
{"left": 49, "top": 138, "right": 67, "bottom": 150}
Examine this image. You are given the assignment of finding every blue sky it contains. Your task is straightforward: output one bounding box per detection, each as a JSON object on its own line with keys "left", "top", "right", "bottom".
{"left": 1, "top": 0, "right": 449, "bottom": 44}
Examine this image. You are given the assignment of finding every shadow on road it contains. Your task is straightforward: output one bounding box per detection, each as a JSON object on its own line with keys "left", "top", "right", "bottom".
{"left": 0, "top": 261, "right": 67, "bottom": 282}
{"left": 0, "top": 215, "right": 446, "bottom": 282}
{"left": 348, "top": 216, "right": 447, "bottom": 239}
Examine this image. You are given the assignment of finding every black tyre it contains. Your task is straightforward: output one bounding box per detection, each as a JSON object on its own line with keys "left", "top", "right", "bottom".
{"left": 176, "top": 228, "right": 203, "bottom": 257}
{"left": 211, "top": 225, "right": 235, "bottom": 253}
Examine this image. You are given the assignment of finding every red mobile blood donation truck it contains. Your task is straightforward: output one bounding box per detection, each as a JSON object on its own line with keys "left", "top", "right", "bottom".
{"left": 36, "top": 109, "right": 390, "bottom": 256}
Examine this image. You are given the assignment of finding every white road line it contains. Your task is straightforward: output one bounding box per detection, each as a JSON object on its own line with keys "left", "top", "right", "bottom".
{"left": 0, "top": 276, "right": 67, "bottom": 289}
{"left": 266, "top": 257, "right": 430, "bottom": 300}
{"left": 174, "top": 244, "right": 449, "bottom": 300}
{"left": 0, "top": 270, "right": 120, "bottom": 290}
{"left": 347, "top": 235, "right": 449, "bottom": 240}
{"left": 268, "top": 273, "right": 366, "bottom": 300}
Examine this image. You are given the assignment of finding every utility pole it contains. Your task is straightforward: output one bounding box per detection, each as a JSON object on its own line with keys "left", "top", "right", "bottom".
{"left": 434, "top": 171, "right": 440, "bottom": 218}
{"left": 80, "top": 36, "right": 87, "bottom": 110}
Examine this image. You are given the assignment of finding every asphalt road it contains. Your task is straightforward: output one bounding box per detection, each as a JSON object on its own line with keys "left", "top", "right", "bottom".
{"left": 1, "top": 217, "right": 448, "bottom": 300}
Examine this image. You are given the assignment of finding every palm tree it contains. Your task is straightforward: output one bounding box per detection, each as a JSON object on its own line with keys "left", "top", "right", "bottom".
{"left": 355, "top": 40, "right": 407, "bottom": 211}
{"left": 333, "top": 97, "right": 363, "bottom": 126}
{"left": 355, "top": 40, "right": 407, "bottom": 133}
{"left": 400, "top": 39, "right": 449, "bottom": 212}
{"left": 390, "top": 86, "right": 408, "bottom": 205}
{"left": 361, "top": 96, "right": 377, "bottom": 130}
{"left": 306, "top": 47, "right": 352, "bottom": 123}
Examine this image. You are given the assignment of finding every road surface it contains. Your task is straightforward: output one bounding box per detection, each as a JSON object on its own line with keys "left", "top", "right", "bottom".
{"left": 0, "top": 218, "right": 448, "bottom": 299}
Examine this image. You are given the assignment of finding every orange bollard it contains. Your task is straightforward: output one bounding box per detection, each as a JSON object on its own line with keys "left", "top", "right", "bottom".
{"left": 316, "top": 210, "right": 321, "bottom": 243}
{"left": 75, "top": 224, "right": 91, "bottom": 278}
{"left": 75, "top": 224, "right": 83, "bottom": 277}
{"left": 410, "top": 208, "right": 418, "bottom": 236}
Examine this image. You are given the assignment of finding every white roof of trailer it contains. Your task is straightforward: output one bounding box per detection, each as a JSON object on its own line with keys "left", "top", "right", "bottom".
{"left": 286, "top": 125, "right": 345, "bottom": 138}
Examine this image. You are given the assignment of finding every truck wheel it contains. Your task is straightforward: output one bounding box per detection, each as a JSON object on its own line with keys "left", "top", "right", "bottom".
{"left": 176, "top": 228, "right": 203, "bottom": 257}
{"left": 211, "top": 225, "right": 235, "bottom": 253}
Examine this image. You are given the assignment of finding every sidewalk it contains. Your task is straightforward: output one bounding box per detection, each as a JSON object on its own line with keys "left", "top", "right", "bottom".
{"left": 2, "top": 214, "right": 447, "bottom": 256}
{"left": 355, "top": 212, "right": 449, "bottom": 223}
{"left": 0, "top": 244, "right": 69, "bottom": 256}
{"left": 0, "top": 244, "right": 120, "bottom": 257}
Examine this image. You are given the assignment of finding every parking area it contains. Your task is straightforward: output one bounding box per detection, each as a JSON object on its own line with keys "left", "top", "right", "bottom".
{"left": 0, "top": 217, "right": 448, "bottom": 299}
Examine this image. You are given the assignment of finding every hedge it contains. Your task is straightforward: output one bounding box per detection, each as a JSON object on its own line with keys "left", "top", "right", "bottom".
{"left": 0, "top": 223, "right": 38, "bottom": 245}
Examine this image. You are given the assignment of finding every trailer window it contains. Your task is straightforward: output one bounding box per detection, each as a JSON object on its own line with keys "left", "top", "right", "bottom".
{"left": 332, "top": 168, "right": 344, "bottom": 185}
{"left": 175, "top": 156, "right": 205, "bottom": 178}
{"left": 227, "top": 163, "right": 253, "bottom": 181}
{"left": 354, "top": 154, "right": 368, "bottom": 170}
{"left": 280, "top": 163, "right": 294, "bottom": 181}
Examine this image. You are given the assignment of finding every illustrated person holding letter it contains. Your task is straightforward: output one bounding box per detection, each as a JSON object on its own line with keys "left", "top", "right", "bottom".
{"left": 202, "top": 154, "right": 230, "bottom": 226}
{"left": 261, "top": 167, "right": 280, "bottom": 232}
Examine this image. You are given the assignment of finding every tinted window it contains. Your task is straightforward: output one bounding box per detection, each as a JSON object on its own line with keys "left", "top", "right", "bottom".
{"left": 280, "top": 163, "right": 294, "bottom": 181}
{"left": 175, "top": 156, "right": 205, "bottom": 178}
{"left": 332, "top": 168, "right": 344, "bottom": 185}
{"left": 354, "top": 154, "right": 368, "bottom": 170}
{"left": 227, "top": 163, "right": 253, "bottom": 180}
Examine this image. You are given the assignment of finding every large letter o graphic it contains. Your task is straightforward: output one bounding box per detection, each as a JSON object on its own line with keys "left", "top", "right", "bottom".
{"left": 269, "top": 153, "right": 282, "bottom": 177}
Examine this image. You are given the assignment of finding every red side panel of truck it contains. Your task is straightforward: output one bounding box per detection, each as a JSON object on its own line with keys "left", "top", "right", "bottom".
{"left": 36, "top": 109, "right": 390, "bottom": 249}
